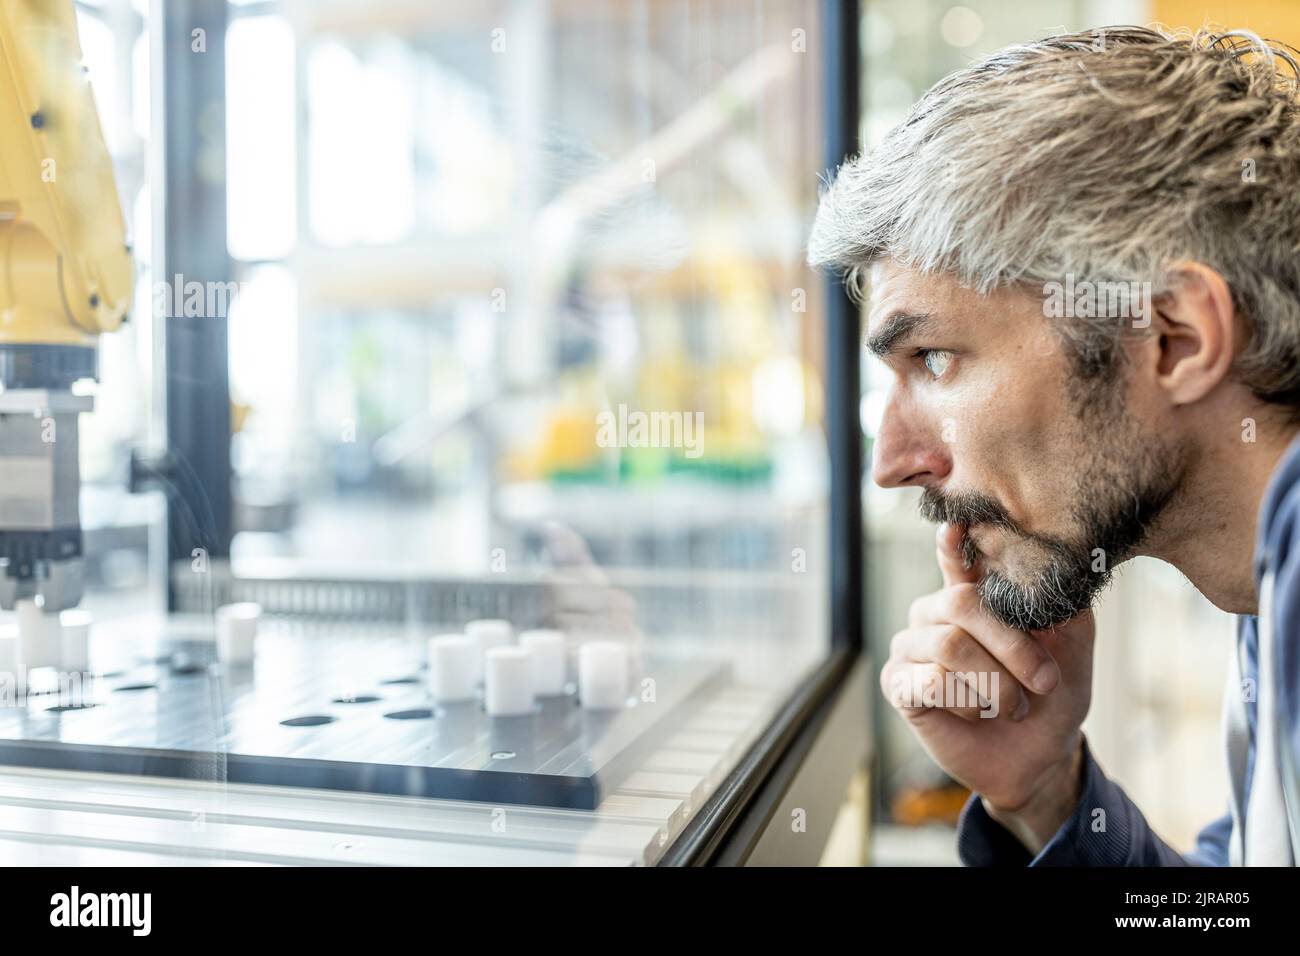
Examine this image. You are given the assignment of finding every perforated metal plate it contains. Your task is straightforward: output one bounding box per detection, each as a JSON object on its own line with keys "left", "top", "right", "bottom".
{"left": 0, "top": 615, "right": 729, "bottom": 810}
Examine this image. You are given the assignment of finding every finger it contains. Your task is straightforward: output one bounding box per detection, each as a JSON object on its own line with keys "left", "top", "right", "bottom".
{"left": 542, "top": 521, "right": 610, "bottom": 582}
{"left": 889, "top": 703, "right": 987, "bottom": 757}
{"left": 937, "top": 522, "right": 981, "bottom": 588}
{"left": 896, "top": 624, "right": 1028, "bottom": 721}
{"left": 910, "top": 583, "right": 1061, "bottom": 694}
{"left": 881, "top": 659, "right": 986, "bottom": 723}
{"left": 908, "top": 586, "right": 966, "bottom": 627}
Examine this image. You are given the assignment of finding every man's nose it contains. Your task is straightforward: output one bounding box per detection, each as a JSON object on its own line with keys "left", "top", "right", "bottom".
{"left": 872, "top": 402, "right": 951, "bottom": 489}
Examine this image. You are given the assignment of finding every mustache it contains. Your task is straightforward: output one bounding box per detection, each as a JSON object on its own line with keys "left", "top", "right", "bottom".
{"left": 917, "top": 487, "right": 1018, "bottom": 533}
{"left": 918, "top": 488, "right": 1020, "bottom": 573}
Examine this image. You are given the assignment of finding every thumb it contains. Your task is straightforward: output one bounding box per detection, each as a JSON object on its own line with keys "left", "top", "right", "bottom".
{"left": 936, "top": 522, "right": 981, "bottom": 587}
{"left": 543, "top": 521, "right": 598, "bottom": 569}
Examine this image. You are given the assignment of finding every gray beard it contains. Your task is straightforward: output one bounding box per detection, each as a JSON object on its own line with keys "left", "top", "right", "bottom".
{"left": 918, "top": 406, "right": 1184, "bottom": 631}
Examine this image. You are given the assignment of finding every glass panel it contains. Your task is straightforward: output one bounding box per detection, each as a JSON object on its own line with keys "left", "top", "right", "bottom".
{"left": 0, "top": 0, "right": 834, "bottom": 864}
{"left": 229, "top": 0, "right": 834, "bottom": 785}
{"left": 234, "top": 3, "right": 833, "bottom": 687}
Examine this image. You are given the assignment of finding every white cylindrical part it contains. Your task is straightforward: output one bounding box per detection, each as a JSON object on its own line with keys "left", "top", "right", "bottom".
{"left": 519, "top": 629, "right": 566, "bottom": 696}
{"left": 484, "top": 646, "right": 535, "bottom": 716}
{"left": 465, "top": 619, "right": 513, "bottom": 681}
{"left": 16, "top": 598, "right": 60, "bottom": 670}
{"left": 0, "top": 624, "right": 24, "bottom": 703}
{"left": 59, "top": 610, "right": 93, "bottom": 672}
{"left": 216, "top": 602, "right": 261, "bottom": 664}
{"left": 428, "top": 634, "right": 477, "bottom": 702}
{"left": 466, "top": 618, "right": 513, "bottom": 651}
{"left": 579, "top": 640, "right": 630, "bottom": 710}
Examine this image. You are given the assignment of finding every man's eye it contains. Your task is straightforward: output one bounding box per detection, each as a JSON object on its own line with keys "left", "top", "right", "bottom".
{"left": 918, "top": 349, "right": 952, "bottom": 378}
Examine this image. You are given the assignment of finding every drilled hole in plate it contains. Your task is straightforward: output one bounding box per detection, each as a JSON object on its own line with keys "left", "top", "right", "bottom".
{"left": 114, "top": 683, "right": 157, "bottom": 693}
{"left": 379, "top": 676, "right": 420, "bottom": 685}
{"left": 281, "top": 715, "right": 336, "bottom": 727}
{"left": 332, "top": 694, "right": 381, "bottom": 704}
{"left": 383, "top": 708, "right": 433, "bottom": 720}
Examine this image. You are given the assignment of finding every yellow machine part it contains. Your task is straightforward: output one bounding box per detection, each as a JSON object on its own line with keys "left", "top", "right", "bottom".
{"left": 0, "top": 0, "right": 133, "bottom": 347}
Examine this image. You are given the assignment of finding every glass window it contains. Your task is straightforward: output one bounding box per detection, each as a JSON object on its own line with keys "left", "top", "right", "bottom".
{"left": 0, "top": 0, "right": 840, "bottom": 865}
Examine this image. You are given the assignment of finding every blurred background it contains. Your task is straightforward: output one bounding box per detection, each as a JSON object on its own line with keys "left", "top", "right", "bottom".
{"left": 57, "top": 0, "right": 1299, "bottom": 864}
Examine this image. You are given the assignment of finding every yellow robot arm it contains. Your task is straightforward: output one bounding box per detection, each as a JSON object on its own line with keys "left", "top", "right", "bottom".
{"left": 0, "top": 0, "right": 134, "bottom": 611}
{"left": 0, "top": 0, "right": 133, "bottom": 346}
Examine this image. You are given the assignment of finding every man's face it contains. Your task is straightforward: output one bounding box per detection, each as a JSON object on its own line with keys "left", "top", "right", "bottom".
{"left": 867, "top": 259, "right": 1186, "bottom": 630}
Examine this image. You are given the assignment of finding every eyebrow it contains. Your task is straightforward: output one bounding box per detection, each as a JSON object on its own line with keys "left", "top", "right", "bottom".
{"left": 865, "top": 311, "right": 935, "bottom": 358}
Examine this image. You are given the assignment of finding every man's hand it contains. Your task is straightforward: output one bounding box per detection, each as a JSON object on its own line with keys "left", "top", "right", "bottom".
{"left": 879, "top": 523, "right": 1093, "bottom": 854}
{"left": 541, "top": 521, "right": 642, "bottom": 644}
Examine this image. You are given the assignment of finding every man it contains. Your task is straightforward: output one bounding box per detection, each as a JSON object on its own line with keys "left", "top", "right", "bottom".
{"left": 808, "top": 26, "right": 1300, "bottom": 865}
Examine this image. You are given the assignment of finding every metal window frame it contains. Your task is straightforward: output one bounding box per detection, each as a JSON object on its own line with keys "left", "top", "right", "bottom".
{"left": 158, "top": 0, "right": 234, "bottom": 609}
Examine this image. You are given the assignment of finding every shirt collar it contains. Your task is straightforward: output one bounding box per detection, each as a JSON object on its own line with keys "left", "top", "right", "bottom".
{"left": 1254, "top": 428, "right": 1300, "bottom": 582}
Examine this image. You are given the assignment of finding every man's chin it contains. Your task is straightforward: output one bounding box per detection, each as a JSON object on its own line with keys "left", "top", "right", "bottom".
{"left": 976, "top": 566, "right": 1097, "bottom": 632}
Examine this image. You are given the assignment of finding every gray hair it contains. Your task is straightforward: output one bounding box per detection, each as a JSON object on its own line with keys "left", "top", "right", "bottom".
{"left": 808, "top": 26, "right": 1300, "bottom": 405}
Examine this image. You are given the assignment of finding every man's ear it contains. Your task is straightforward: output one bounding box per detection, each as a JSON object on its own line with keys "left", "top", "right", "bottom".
{"left": 1144, "top": 261, "right": 1238, "bottom": 406}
